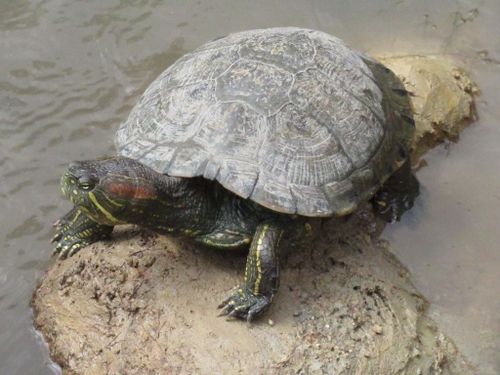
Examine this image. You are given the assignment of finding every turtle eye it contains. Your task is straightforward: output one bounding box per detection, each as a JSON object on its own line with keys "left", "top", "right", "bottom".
{"left": 78, "top": 176, "right": 95, "bottom": 191}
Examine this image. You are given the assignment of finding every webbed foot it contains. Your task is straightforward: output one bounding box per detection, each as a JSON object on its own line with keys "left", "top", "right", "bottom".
{"left": 52, "top": 208, "right": 113, "bottom": 259}
{"left": 218, "top": 287, "right": 271, "bottom": 322}
{"left": 372, "top": 160, "right": 419, "bottom": 223}
{"left": 217, "top": 222, "right": 282, "bottom": 323}
{"left": 373, "top": 187, "right": 417, "bottom": 222}
{"left": 53, "top": 234, "right": 95, "bottom": 259}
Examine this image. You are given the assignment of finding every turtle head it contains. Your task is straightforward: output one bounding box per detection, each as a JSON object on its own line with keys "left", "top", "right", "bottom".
{"left": 61, "top": 157, "right": 159, "bottom": 226}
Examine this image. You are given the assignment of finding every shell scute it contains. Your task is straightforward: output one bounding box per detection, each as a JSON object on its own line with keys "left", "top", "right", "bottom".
{"left": 239, "top": 30, "right": 316, "bottom": 71}
{"left": 162, "top": 47, "right": 239, "bottom": 88}
{"left": 216, "top": 59, "right": 294, "bottom": 116}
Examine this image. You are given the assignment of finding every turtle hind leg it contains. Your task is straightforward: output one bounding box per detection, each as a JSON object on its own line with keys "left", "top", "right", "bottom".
{"left": 218, "top": 222, "right": 282, "bottom": 322}
{"left": 372, "top": 160, "right": 419, "bottom": 223}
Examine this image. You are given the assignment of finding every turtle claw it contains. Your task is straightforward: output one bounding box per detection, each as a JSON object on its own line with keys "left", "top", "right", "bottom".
{"left": 218, "top": 287, "right": 271, "bottom": 322}
{"left": 67, "top": 243, "right": 83, "bottom": 258}
{"left": 249, "top": 300, "right": 269, "bottom": 321}
{"left": 217, "top": 303, "right": 234, "bottom": 317}
{"left": 52, "top": 243, "right": 62, "bottom": 256}
{"left": 52, "top": 238, "right": 96, "bottom": 260}
{"left": 53, "top": 237, "right": 87, "bottom": 259}
{"left": 227, "top": 308, "right": 241, "bottom": 319}
{"left": 373, "top": 161, "right": 419, "bottom": 223}
{"left": 51, "top": 209, "right": 113, "bottom": 260}
{"left": 51, "top": 232, "right": 62, "bottom": 243}
{"left": 373, "top": 191, "right": 416, "bottom": 223}
{"left": 218, "top": 292, "right": 235, "bottom": 308}
{"left": 57, "top": 245, "right": 70, "bottom": 260}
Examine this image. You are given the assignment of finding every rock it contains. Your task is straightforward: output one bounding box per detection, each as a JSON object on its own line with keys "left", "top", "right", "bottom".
{"left": 33, "top": 56, "right": 477, "bottom": 375}
{"left": 373, "top": 324, "right": 383, "bottom": 335}
{"left": 34, "top": 218, "right": 474, "bottom": 375}
{"left": 379, "top": 55, "right": 478, "bottom": 160}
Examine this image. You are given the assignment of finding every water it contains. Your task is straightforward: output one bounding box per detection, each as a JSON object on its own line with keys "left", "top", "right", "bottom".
{"left": 0, "top": 1, "right": 498, "bottom": 373}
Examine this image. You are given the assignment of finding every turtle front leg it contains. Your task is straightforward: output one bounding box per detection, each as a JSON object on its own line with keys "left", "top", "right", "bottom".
{"left": 372, "top": 160, "right": 419, "bottom": 222}
{"left": 218, "top": 222, "right": 283, "bottom": 322}
{"left": 52, "top": 208, "right": 113, "bottom": 259}
{"left": 53, "top": 206, "right": 80, "bottom": 229}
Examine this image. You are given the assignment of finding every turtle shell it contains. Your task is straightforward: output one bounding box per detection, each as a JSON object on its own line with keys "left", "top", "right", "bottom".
{"left": 115, "top": 27, "right": 414, "bottom": 217}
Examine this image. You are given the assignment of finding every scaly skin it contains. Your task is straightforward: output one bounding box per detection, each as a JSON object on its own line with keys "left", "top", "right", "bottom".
{"left": 372, "top": 160, "right": 419, "bottom": 223}
{"left": 52, "top": 207, "right": 113, "bottom": 259}
{"left": 54, "top": 156, "right": 418, "bottom": 321}
{"left": 218, "top": 222, "right": 282, "bottom": 321}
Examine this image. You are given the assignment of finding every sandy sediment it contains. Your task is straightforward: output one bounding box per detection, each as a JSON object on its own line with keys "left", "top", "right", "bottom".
{"left": 33, "top": 56, "right": 477, "bottom": 375}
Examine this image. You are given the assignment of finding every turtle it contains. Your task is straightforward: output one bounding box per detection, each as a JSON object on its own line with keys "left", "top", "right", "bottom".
{"left": 52, "top": 27, "right": 419, "bottom": 322}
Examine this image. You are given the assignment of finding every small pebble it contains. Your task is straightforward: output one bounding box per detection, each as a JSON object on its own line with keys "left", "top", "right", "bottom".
{"left": 268, "top": 319, "right": 274, "bottom": 326}
{"left": 325, "top": 324, "right": 330, "bottom": 329}
{"left": 478, "top": 50, "right": 488, "bottom": 59}
{"left": 373, "top": 324, "right": 383, "bottom": 334}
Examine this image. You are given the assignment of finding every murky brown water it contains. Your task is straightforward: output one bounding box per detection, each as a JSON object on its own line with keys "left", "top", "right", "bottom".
{"left": 0, "top": 1, "right": 498, "bottom": 374}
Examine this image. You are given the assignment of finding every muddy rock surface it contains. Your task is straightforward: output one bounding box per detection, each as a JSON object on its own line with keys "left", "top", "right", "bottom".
{"left": 381, "top": 55, "right": 478, "bottom": 160}
{"left": 33, "top": 56, "right": 477, "bottom": 374}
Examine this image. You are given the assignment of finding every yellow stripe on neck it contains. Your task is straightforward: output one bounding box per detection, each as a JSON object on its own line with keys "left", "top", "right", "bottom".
{"left": 253, "top": 224, "right": 269, "bottom": 294}
{"left": 88, "top": 192, "right": 121, "bottom": 224}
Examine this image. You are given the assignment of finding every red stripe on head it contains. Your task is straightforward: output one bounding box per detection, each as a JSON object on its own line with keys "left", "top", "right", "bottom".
{"left": 107, "top": 182, "right": 157, "bottom": 200}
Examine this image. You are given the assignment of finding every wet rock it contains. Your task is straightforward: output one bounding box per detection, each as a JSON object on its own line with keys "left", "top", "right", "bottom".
{"left": 380, "top": 55, "right": 478, "bottom": 160}
{"left": 33, "top": 219, "right": 474, "bottom": 374}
